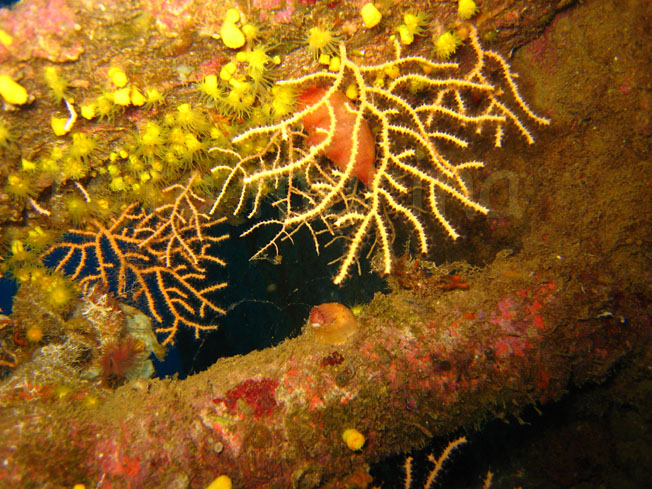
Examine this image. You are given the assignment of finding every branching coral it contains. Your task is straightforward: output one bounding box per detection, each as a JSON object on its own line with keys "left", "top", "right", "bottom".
{"left": 42, "top": 174, "right": 228, "bottom": 344}
{"left": 210, "top": 27, "right": 549, "bottom": 284}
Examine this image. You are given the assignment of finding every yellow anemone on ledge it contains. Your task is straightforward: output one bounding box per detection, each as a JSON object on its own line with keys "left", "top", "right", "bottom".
{"left": 305, "top": 27, "right": 339, "bottom": 59}
{"left": 434, "top": 31, "right": 462, "bottom": 59}
{"left": 458, "top": 0, "right": 479, "bottom": 20}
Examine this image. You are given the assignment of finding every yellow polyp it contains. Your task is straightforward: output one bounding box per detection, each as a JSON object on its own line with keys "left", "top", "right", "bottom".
{"left": 350, "top": 303, "right": 364, "bottom": 316}
{"left": 360, "top": 3, "right": 382, "bottom": 29}
{"left": 318, "top": 53, "right": 330, "bottom": 65}
{"left": 220, "top": 21, "right": 245, "bottom": 49}
{"left": 342, "top": 428, "right": 365, "bottom": 451}
{"left": 384, "top": 64, "right": 400, "bottom": 79}
{"left": 224, "top": 8, "right": 240, "bottom": 24}
{"left": 305, "top": 27, "right": 339, "bottom": 59}
{"left": 0, "top": 74, "right": 28, "bottom": 105}
{"left": 329, "top": 56, "right": 341, "bottom": 72}
{"left": 434, "top": 31, "right": 462, "bottom": 59}
{"left": 26, "top": 325, "right": 43, "bottom": 343}
{"left": 241, "top": 23, "right": 258, "bottom": 42}
{"left": 51, "top": 116, "right": 71, "bottom": 136}
{"left": 206, "top": 475, "right": 232, "bottom": 489}
{"left": 220, "top": 61, "right": 237, "bottom": 81}
{"left": 145, "top": 88, "right": 164, "bottom": 105}
{"left": 0, "top": 29, "right": 13, "bottom": 46}
{"left": 110, "top": 176, "right": 128, "bottom": 191}
{"left": 397, "top": 24, "right": 414, "bottom": 45}
{"left": 130, "top": 86, "right": 146, "bottom": 106}
{"left": 113, "top": 87, "right": 131, "bottom": 106}
{"left": 199, "top": 74, "right": 220, "bottom": 99}
{"left": 96, "top": 198, "right": 110, "bottom": 210}
{"left": 108, "top": 66, "right": 128, "bottom": 88}
{"left": 404, "top": 13, "right": 419, "bottom": 32}
{"left": 21, "top": 158, "right": 37, "bottom": 172}
{"left": 43, "top": 66, "right": 69, "bottom": 102}
{"left": 458, "top": 0, "right": 479, "bottom": 20}
{"left": 80, "top": 102, "right": 96, "bottom": 120}
{"left": 10, "top": 239, "right": 25, "bottom": 257}
{"left": 345, "top": 83, "right": 358, "bottom": 100}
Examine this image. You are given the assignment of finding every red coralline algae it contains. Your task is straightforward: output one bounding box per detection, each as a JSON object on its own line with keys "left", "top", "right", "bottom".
{"left": 214, "top": 378, "right": 279, "bottom": 417}
{"left": 320, "top": 351, "right": 345, "bottom": 367}
{"left": 0, "top": 0, "right": 83, "bottom": 62}
{"left": 298, "top": 86, "right": 376, "bottom": 186}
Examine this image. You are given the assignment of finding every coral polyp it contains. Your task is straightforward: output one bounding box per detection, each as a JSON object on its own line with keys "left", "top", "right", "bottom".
{"left": 305, "top": 27, "right": 339, "bottom": 59}
{"left": 434, "top": 31, "right": 463, "bottom": 59}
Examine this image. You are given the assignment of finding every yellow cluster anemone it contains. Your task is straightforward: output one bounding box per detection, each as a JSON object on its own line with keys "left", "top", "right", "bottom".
{"left": 269, "top": 85, "right": 296, "bottom": 119}
{"left": 69, "top": 132, "right": 97, "bottom": 162}
{"left": 4, "top": 172, "right": 37, "bottom": 201}
{"left": 237, "top": 45, "right": 274, "bottom": 90}
{"left": 60, "top": 155, "right": 90, "bottom": 181}
{"left": 458, "top": 0, "right": 479, "bottom": 20}
{"left": 174, "top": 103, "right": 209, "bottom": 133}
{"left": 108, "top": 66, "right": 128, "bottom": 88}
{"left": 42, "top": 271, "right": 77, "bottom": 314}
{"left": 144, "top": 87, "right": 166, "bottom": 108}
{"left": 434, "top": 31, "right": 462, "bottom": 59}
{"left": 63, "top": 193, "right": 87, "bottom": 226}
{"left": 43, "top": 66, "right": 68, "bottom": 102}
{"left": 305, "top": 27, "right": 339, "bottom": 60}
{"left": 135, "top": 120, "right": 167, "bottom": 160}
{"left": 199, "top": 45, "right": 277, "bottom": 119}
{"left": 25, "top": 225, "right": 53, "bottom": 252}
{"left": 197, "top": 74, "right": 221, "bottom": 103}
{"left": 396, "top": 11, "right": 430, "bottom": 45}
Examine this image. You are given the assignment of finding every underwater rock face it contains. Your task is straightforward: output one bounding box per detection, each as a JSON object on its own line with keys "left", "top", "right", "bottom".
{"left": 0, "top": 0, "right": 650, "bottom": 488}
